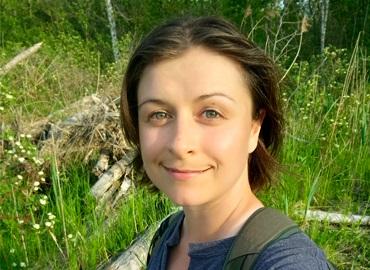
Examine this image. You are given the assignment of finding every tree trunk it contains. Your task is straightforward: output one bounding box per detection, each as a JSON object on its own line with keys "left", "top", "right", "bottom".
{"left": 320, "top": 0, "right": 329, "bottom": 53}
{"left": 105, "top": 0, "right": 120, "bottom": 62}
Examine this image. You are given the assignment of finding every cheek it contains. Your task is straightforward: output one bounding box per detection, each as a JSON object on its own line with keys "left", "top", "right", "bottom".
{"left": 203, "top": 123, "right": 251, "bottom": 164}
{"left": 138, "top": 126, "right": 160, "bottom": 162}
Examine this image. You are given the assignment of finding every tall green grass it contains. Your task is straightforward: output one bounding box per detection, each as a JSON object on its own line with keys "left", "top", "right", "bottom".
{"left": 259, "top": 43, "right": 369, "bottom": 269}
{"left": 0, "top": 157, "right": 173, "bottom": 268}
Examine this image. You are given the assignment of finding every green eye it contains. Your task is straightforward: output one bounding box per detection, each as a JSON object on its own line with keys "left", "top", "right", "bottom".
{"left": 203, "top": 110, "right": 220, "bottom": 118}
{"left": 150, "top": 111, "right": 168, "bottom": 120}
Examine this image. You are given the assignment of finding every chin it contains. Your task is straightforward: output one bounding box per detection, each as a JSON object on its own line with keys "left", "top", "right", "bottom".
{"left": 168, "top": 194, "right": 209, "bottom": 208}
{"left": 164, "top": 191, "right": 200, "bottom": 207}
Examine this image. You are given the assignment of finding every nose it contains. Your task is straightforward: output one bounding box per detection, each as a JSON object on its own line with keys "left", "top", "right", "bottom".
{"left": 167, "top": 114, "right": 198, "bottom": 158}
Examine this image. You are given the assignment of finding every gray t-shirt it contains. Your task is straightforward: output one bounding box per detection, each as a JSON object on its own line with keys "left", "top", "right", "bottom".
{"left": 147, "top": 211, "right": 333, "bottom": 270}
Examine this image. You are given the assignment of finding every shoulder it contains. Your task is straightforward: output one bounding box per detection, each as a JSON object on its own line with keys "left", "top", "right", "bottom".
{"left": 253, "top": 230, "right": 333, "bottom": 270}
{"left": 147, "top": 211, "right": 184, "bottom": 268}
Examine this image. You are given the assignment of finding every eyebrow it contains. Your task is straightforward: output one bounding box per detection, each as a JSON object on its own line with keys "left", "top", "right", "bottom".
{"left": 196, "top": 93, "right": 236, "bottom": 103}
{"left": 138, "top": 93, "right": 236, "bottom": 108}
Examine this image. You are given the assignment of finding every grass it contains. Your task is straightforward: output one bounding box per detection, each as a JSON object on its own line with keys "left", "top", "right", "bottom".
{"left": 0, "top": 33, "right": 369, "bottom": 269}
{"left": 0, "top": 159, "right": 174, "bottom": 269}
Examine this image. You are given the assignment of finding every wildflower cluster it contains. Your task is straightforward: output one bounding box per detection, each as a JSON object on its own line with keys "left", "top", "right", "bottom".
{"left": 0, "top": 80, "right": 16, "bottom": 112}
{"left": 0, "top": 129, "right": 58, "bottom": 266}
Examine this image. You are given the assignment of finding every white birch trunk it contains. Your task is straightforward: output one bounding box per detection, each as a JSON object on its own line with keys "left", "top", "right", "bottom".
{"left": 105, "top": 0, "right": 120, "bottom": 62}
{"left": 320, "top": 0, "right": 330, "bottom": 53}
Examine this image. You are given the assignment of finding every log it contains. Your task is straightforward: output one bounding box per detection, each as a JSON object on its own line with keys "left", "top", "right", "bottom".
{"left": 0, "top": 42, "right": 43, "bottom": 76}
{"left": 91, "top": 152, "right": 136, "bottom": 210}
{"left": 304, "top": 210, "right": 370, "bottom": 226}
{"left": 97, "top": 208, "right": 180, "bottom": 270}
{"left": 91, "top": 153, "right": 134, "bottom": 200}
{"left": 93, "top": 150, "right": 111, "bottom": 176}
{"left": 97, "top": 221, "right": 158, "bottom": 270}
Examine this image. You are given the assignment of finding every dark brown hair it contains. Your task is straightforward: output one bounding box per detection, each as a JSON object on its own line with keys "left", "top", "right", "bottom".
{"left": 120, "top": 16, "right": 283, "bottom": 191}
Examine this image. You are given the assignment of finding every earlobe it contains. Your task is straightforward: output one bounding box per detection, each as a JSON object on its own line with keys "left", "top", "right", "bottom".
{"left": 248, "top": 109, "right": 265, "bottom": 153}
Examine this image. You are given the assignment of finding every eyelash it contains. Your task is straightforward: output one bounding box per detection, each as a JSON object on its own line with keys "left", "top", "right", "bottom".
{"left": 148, "top": 111, "right": 171, "bottom": 121}
{"left": 146, "top": 108, "right": 224, "bottom": 124}
{"left": 202, "top": 109, "right": 222, "bottom": 119}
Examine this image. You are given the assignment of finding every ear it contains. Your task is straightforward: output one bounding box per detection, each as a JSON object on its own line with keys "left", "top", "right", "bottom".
{"left": 248, "top": 109, "right": 265, "bottom": 153}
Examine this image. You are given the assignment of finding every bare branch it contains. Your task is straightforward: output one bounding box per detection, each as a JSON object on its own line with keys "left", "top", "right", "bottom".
{"left": 0, "top": 42, "right": 43, "bottom": 76}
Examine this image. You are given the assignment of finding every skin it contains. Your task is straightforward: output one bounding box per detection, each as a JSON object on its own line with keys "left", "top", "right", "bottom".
{"left": 137, "top": 46, "right": 264, "bottom": 269}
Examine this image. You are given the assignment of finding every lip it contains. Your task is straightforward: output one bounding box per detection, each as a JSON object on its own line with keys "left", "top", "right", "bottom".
{"left": 162, "top": 165, "right": 210, "bottom": 180}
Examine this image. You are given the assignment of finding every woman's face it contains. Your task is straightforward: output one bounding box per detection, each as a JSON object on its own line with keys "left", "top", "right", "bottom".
{"left": 137, "top": 46, "right": 262, "bottom": 207}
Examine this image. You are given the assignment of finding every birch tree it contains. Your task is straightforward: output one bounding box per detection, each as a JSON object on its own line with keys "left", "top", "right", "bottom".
{"left": 320, "top": 0, "right": 329, "bottom": 53}
{"left": 105, "top": 0, "right": 120, "bottom": 62}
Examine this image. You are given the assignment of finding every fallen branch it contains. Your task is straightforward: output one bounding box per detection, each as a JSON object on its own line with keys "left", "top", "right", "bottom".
{"left": 304, "top": 210, "right": 370, "bottom": 226}
{"left": 93, "top": 150, "right": 111, "bottom": 176}
{"left": 97, "top": 207, "right": 180, "bottom": 270}
{"left": 91, "top": 152, "right": 136, "bottom": 210}
{"left": 0, "top": 42, "right": 43, "bottom": 76}
{"left": 97, "top": 221, "right": 158, "bottom": 270}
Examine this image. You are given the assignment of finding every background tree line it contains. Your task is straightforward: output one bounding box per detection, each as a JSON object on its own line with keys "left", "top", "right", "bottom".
{"left": 1, "top": 0, "right": 368, "bottom": 65}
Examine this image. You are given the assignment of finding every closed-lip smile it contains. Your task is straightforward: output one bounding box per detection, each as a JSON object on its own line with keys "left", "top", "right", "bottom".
{"left": 162, "top": 165, "right": 210, "bottom": 180}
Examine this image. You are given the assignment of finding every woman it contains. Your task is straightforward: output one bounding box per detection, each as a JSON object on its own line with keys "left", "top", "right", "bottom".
{"left": 120, "top": 16, "right": 334, "bottom": 270}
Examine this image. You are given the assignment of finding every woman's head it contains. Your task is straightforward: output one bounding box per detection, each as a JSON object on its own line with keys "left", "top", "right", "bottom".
{"left": 121, "top": 16, "right": 283, "bottom": 192}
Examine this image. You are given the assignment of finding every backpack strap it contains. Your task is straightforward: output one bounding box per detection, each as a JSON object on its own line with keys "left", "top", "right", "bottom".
{"left": 223, "top": 207, "right": 300, "bottom": 270}
{"left": 146, "top": 211, "right": 183, "bottom": 266}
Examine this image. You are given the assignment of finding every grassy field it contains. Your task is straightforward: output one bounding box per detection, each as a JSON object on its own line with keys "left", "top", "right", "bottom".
{"left": 0, "top": 34, "right": 369, "bottom": 269}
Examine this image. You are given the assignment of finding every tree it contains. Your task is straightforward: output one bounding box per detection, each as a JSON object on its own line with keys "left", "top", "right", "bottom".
{"left": 320, "top": 0, "right": 329, "bottom": 53}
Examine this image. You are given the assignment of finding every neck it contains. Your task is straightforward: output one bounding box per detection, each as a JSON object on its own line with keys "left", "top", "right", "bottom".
{"left": 181, "top": 182, "right": 263, "bottom": 243}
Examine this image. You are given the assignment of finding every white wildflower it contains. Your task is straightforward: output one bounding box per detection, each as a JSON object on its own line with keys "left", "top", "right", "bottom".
{"left": 33, "top": 223, "right": 40, "bottom": 230}
{"left": 26, "top": 134, "right": 32, "bottom": 139}
{"left": 68, "top": 234, "right": 73, "bottom": 239}
{"left": 38, "top": 171, "right": 44, "bottom": 176}
{"left": 45, "top": 221, "right": 52, "bottom": 227}
{"left": 17, "top": 175, "right": 23, "bottom": 180}
{"left": 18, "top": 157, "right": 25, "bottom": 163}
{"left": 39, "top": 199, "right": 47, "bottom": 205}
{"left": 33, "top": 181, "right": 40, "bottom": 187}
{"left": 20, "top": 134, "right": 25, "bottom": 138}
{"left": 20, "top": 262, "right": 26, "bottom": 268}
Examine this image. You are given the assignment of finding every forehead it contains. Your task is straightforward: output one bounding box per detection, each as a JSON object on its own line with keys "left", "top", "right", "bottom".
{"left": 137, "top": 46, "right": 252, "bottom": 103}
